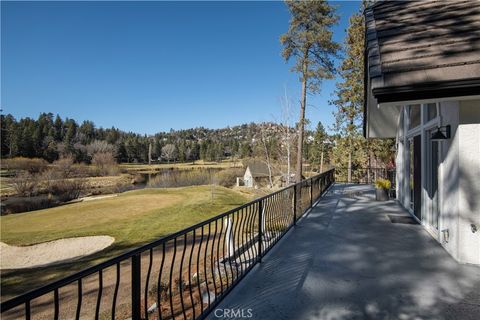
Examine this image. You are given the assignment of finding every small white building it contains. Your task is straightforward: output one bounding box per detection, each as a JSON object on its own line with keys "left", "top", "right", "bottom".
{"left": 364, "top": 1, "right": 480, "bottom": 265}
{"left": 243, "top": 161, "right": 271, "bottom": 188}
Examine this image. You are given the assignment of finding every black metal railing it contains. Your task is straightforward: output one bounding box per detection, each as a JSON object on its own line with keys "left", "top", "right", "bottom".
{"left": 334, "top": 167, "right": 396, "bottom": 186}
{"left": 1, "top": 169, "right": 335, "bottom": 320}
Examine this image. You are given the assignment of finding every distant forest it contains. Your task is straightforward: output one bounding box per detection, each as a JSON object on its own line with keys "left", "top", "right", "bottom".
{"left": 0, "top": 113, "right": 321, "bottom": 164}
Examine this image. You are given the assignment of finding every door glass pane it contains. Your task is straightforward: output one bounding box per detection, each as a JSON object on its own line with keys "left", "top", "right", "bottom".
{"left": 426, "top": 130, "right": 440, "bottom": 230}
{"left": 409, "top": 139, "right": 414, "bottom": 210}
{"left": 413, "top": 135, "right": 422, "bottom": 220}
{"left": 431, "top": 141, "right": 439, "bottom": 229}
{"left": 408, "top": 104, "right": 421, "bottom": 129}
{"left": 426, "top": 103, "right": 437, "bottom": 122}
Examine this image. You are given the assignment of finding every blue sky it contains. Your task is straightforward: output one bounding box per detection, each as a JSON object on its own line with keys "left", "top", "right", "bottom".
{"left": 1, "top": 1, "right": 360, "bottom": 135}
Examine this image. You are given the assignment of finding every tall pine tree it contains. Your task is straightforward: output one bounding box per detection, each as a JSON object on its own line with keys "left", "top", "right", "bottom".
{"left": 281, "top": 0, "right": 339, "bottom": 182}
{"left": 332, "top": 3, "right": 394, "bottom": 182}
{"left": 331, "top": 8, "right": 365, "bottom": 182}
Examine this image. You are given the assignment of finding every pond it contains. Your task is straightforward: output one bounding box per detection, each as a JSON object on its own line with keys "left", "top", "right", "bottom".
{"left": 135, "top": 168, "right": 240, "bottom": 188}
{"left": 1, "top": 167, "right": 245, "bottom": 215}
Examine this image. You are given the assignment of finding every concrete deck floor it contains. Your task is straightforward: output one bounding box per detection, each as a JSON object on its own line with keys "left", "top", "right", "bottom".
{"left": 209, "top": 184, "right": 480, "bottom": 320}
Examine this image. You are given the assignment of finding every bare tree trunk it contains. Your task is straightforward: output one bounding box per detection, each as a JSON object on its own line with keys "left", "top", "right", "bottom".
{"left": 287, "top": 132, "right": 291, "bottom": 184}
{"left": 320, "top": 144, "right": 324, "bottom": 173}
{"left": 260, "top": 125, "right": 274, "bottom": 188}
{"left": 348, "top": 151, "right": 352, "bottom": 183}
{"left": 347, "top": 120, "right": 353, "bottom": 183}
{"left": 284, "top": 87, "right": 292, "bottom": 185}
{"left": 296, "top": 61, "right": 308, "bottom": 183}
{"left": 148, "top": 142, "right": 152, "bottom": 165}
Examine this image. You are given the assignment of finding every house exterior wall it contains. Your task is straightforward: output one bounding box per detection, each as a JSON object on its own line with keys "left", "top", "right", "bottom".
{"left": 438, "top": 100, "right": 460, "bottom": 260}
{"left": 458, "top": 100, "right": 480, "bottom": 264}
{"left": 395, "top": 99, "right": 480, "bottom": 265}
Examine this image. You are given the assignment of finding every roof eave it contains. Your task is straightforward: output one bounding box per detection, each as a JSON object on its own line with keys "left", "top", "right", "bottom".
{"left": 372, "top": 78, "right": 480, "bottom": 103}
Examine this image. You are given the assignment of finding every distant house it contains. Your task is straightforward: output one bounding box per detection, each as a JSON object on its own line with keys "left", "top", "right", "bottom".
{"left": 243, "top": 161, "right": 272, "bottom": 188}
{"left": 364, "top": 0, "right": 480, "bottom": 265}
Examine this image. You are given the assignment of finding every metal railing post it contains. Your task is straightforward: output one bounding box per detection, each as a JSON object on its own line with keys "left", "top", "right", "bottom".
{"left": 131, "top": 254, "right": 141, "bottom": 320}
{"left": 258, "top": 199, "right": 263, "bottom": 262}
{"left": 310, "top": 179, "right": 313, "bottom": 208}
{"left": 293, "top": 184, "right": 297, "bottom": 226}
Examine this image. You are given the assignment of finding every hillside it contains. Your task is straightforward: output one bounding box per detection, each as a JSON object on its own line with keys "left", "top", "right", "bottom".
{"left": 1, "top": 113, "right": 305, "bottom": 164}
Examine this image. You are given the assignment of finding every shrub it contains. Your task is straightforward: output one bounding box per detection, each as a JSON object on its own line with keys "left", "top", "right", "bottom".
{"left": 74, "top": 163, "right": 96, "bottom": 177}
{"left": 147, "top": 169, "right": 212, "bottom": 188}
{"left": 1, "top": 195, "right": 54, "bottom": 214}
{"left": 213, "top": 168, "right": 244, "bottom": 187}
{"left": 131, "top": 174, "right": 146, "bottom": 184}
{"left": 40, "top": 168, "right": 63, "bottom": 192}
{"left": 2, "top": 157, "right": 48, "bottom": 173}
{"left": 11, "top": 172, "right": 38, "bottom": 196}
{"left": 92, "top": 152, "right": 119, "bottom": 176}
{"left": 86, "top": 140, "right": 116, "bottom": 157}
{"left": 148, "top": 282, "right": 169, "bottom": 301}
{"left": 52, "top": 155, "right": 75, "bottom": 178}
{"left": 375, "top": 178, "right": 391, "bottom": 190}
{"left": 47, "top": 178, "right": 85, "bottom": 202}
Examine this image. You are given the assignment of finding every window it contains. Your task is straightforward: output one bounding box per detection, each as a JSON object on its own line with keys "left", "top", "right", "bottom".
{"left": 426, "top": 103, "right": 437, "bottom": 122}
{"left": 408, "top": 104, "right": 421, "bottom": 129}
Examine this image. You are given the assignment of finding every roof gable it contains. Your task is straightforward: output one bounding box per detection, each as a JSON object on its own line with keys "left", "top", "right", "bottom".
{"left": 245, "top": 161, "right": 271, "bottom": 178}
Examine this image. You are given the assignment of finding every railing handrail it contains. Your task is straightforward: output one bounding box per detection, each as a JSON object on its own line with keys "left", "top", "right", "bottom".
{"left": 1, "top": 168, "right": 335, "bottom": 314}
{"left": 334, "top": 166, "right": 395, "bottom": 170}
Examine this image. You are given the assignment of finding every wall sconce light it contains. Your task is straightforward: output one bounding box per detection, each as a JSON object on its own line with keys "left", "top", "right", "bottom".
{"left": 431, "top": 125, "right": 451, "bottom": 141}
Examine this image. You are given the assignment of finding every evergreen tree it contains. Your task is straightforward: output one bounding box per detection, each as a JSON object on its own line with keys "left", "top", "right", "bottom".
{"left": 331, "top": 8, "right": 365, "bottom": 181}
{"left": 79, "top": 120, "right": 96, "bottom": 144}
{"left": 54, "top": 114, "right": 63, "bottom": 141}
{"left": 240, "top": 143, "right": 252, "bottom": 159}
{"left": 1, "top": 114, "right": 16, "bottom": 156}
{"left": 177, "top": 141, "right": 186, "bottom": 162}
{"left": 331, "top": 4, "right": 394, "bottom": 180}
{"left": 63, "top": 118, "right": 78, "bottom": 154}
{"left": 309, "top": 121, "right": 331, "bottom": 171}
{"left": 43, "top": 136, "right": 59, "bottom": 162}
{"left": 281, "top": 0, "right": 340, "bottom": 182}
{"left": 115, "top": 141, "right": 128, "bottom": 163}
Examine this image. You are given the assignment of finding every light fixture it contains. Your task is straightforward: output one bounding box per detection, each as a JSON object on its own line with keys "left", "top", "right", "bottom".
{"left": 431, "top": 125, "right": 451, "bottom": 141}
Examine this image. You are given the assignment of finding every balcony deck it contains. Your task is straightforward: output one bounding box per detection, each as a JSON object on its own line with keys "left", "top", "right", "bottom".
{"left": 210, "top": 184, "right": 480, "bottom": 320}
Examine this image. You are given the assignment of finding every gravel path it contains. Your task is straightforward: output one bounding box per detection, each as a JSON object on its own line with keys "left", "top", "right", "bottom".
{"left": 0, "top": 236, "right": 115, "bottom": 270}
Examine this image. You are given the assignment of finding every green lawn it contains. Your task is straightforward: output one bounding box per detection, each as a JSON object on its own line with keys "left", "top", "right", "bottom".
{"left": 0, "top": 185, "right": 251, "bottom": 298}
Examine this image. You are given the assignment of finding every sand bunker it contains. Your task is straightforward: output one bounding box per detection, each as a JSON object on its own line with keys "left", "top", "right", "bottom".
{"left": 0, "top": 236, "right": 115, "bottom": 270}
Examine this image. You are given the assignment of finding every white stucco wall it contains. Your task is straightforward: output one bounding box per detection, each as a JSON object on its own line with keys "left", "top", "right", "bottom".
{"left": 438, "top": 100, "right": 460, "bottom": 260}
{"left": 457, "top": 100, "right": 480, "bottom": 264}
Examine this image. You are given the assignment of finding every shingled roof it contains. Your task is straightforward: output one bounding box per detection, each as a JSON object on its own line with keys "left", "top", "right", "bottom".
{"left": 245, "top": 161, "right": 271, "bottom": 178}
{"left": 365, "top": 0, "right": 480, "bottom": 104}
